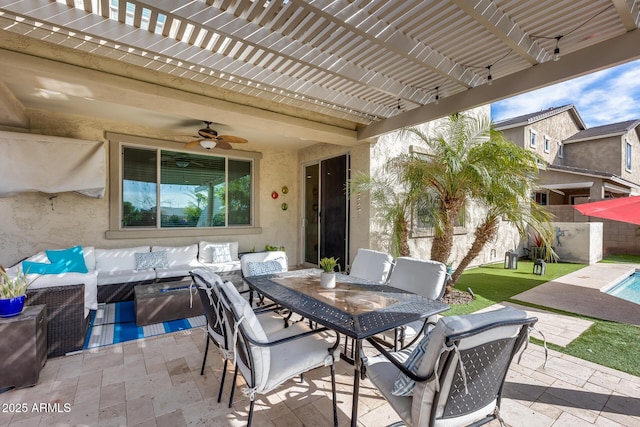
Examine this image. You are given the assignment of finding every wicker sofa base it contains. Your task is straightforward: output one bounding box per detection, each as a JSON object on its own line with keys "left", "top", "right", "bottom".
{"left": 97, "top": 280, "right": 154, "bottom": 304}
{"left": 26, "top": 284, "right": 89, "bottom": 358}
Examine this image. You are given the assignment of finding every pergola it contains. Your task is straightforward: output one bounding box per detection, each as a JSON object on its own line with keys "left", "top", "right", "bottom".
{"left": 1, "top": 0, "right": 639, "bottom": 147}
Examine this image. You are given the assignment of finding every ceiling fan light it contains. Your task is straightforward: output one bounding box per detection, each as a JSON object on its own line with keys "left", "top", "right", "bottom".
{"left": 200, "top": 140, "right": 217, "bottom": 150}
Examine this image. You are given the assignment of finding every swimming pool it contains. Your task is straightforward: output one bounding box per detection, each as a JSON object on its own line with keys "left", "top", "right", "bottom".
{"left": 605, "top": 271, "right": 640, "bottom": 304}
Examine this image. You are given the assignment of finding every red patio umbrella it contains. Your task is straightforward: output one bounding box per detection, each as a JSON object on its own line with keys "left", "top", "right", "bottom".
{"left": 573, "top": 196, "right": 640, "bottom": 225}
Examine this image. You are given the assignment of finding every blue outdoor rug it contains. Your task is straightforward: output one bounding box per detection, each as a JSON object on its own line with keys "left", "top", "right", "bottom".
{"left": 84, "top": 301, "right": 206, "bottom": 349}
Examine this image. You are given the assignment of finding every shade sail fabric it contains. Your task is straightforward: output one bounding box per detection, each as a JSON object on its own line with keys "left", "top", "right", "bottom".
{"left": 574, "top": 196, "right": 640, "bottom": 225}
{"left": 0, "top": 131, "right": 105, "bottom": 198}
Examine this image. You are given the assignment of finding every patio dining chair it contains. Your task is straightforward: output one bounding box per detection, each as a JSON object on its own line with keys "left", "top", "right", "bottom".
{"left": 240, "top": 250, "right": 288, "bottom": 308}
{"left": 190, "top": 268, "right": 293, "bottom": 404}
{"left": 349, "top": 248, "right": 394, "bottom": 284}
{"left": 218, "top": 279, "right": 340, "bottom": 427}
{"left": 385, "top": 257, "right": 448, "bottom": 350}
{"left": 362, "top": 306, "right": 537, "bottom": 427}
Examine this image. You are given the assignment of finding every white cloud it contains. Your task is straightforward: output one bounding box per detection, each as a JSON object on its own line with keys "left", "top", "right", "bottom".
{"left": 492, "top": 59, "right": 640, "bottom": 127}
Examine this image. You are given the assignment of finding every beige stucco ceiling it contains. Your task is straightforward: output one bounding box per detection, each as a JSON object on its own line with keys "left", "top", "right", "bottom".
{"left": 1, "top": 0, "right": 640, "bottom": 148}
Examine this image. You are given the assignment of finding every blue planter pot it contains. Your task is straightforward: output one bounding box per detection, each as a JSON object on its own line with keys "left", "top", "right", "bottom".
{"left": 0, "top": 295, "right": 26, "bottom": 318}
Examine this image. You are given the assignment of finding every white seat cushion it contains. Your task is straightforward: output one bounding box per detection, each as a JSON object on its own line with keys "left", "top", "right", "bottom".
{"left": 241, "top": 251, "right": 288, "bottom": 277}
{"left": 365, "top": 349, "right": 413, "bottom": 424}
{"left": 200, "top": 260, "right": 242, "bottom": 273}
{"left": 97, "top": 269, "right": 156, "bottom": 285}
{"left": 388, "top": 257, "right": 447, "bottom": 300}
{"left": 152, "top": 244, "right": 198, "bottom": 266}
{"left": 349, "top": 248, "right": 394, "bottom": 284}
{"left": 219, "top": 280, "right": 270, "bottom": 391}
{"left": 95, "top": 246, "right": 150, "bottom": 272}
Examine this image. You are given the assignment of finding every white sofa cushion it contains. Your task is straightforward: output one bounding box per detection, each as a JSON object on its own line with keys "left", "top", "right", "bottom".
{"left": 198, "top": 241, "right": 239, "bottom": 263}
{"left": 97, "top": 269, "right": 156, "bottom": 286}
{"left": 155, "top": 259, "right": 205, "bottom": 279}
{"left": 240, "top": 251, "right": 288, "bottom": 277}
{"left": 152, "top": 244, "right": 198, "bottom": 266}
{"left": 95, "top": 246, "right": 151, "bottom": 272}
{"left": 200, "top": 260, "right": 242, "bottom": 273}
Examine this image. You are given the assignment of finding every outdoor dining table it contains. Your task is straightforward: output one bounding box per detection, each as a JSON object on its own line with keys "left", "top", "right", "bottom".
{"left": 243, "top": 268, "right": 450, "bottom": 427}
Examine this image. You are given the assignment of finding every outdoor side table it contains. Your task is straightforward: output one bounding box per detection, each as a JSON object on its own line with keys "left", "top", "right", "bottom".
{"left": 0, "top": 304, "right": 48, "bottom": 390}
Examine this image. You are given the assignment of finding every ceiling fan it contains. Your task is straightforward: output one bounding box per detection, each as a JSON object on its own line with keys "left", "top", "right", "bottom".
{"left": 185, "top": 121, "right": 248, "bottom": 150}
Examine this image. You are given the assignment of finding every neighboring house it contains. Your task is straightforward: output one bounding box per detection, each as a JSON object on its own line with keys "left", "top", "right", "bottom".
{"left": 496, "top": 105, "right": 640, "bottom": 256}
{"left": 495, "top": 105, "right": 640, "bottom": 205}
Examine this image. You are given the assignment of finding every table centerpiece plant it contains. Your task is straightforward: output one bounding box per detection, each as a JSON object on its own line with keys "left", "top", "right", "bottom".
{"left": 0, "top": 267, "right": 32, "bottom": 318}
{"left": 319, "top": 257, "right": 339, "bottom": 289}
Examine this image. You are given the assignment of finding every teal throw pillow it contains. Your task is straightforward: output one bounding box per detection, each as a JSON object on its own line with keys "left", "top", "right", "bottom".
{"left": 46, "top": 245, "right": 89, "bottom": 273}
{"left": 22, "top": 261, "right": 67, "bottom": 275}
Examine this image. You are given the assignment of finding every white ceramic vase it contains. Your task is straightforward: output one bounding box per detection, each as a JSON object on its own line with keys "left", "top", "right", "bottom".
{"left": 320, "top": 272, "right": 336, "bottom": 289}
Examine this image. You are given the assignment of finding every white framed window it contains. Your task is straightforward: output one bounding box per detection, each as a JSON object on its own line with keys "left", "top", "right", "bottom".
{"left": 530, "top": 130, "right": 537, "bottom": 148}
{"left": 544, "top": 136, "right": 550, "bottom": 153}
{"left": 558, "top": 141, "right": 564, "bottom": 158}
{"left": 626, "top": 140, "right": 632, "bottom": 171}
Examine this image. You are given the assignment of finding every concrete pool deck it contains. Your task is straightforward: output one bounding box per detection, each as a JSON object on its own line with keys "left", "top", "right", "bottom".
{"left": 512, "top": 263, "right": 640, "bottom": 326}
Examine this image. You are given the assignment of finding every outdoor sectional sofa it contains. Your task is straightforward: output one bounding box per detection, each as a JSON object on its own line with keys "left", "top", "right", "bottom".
{"left": 7, "top": 241, "right": 242, "bottom": 357}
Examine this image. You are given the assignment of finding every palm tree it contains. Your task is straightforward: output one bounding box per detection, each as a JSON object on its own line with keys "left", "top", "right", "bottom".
{"left": 350, "top": 111, "right": 555, "bottom": 287}
{"left": 348, "top": 167, "right": 413, "bottom": 258}
{"left": 402, "top": 112, "right": 555, "bottom": 286}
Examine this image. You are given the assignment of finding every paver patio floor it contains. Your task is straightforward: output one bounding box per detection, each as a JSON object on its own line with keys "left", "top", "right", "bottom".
{"left": 1, "top": 324, "right": 638, "bottom": 427}
{"left": 2, "top": 264, "right": 639, "bottom": 426}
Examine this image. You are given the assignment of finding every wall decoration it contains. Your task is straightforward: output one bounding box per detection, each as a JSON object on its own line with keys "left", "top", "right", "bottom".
{"left": 271, "top": 191, "right": 279, "bottom": 199}
{"left": 281, "top": 185, "right": 289, "bottom": 194}
{"left": 281, "top": 203, "right": 288, "bottom": 211}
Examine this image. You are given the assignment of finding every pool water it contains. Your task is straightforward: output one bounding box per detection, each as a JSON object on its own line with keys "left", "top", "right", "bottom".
{"left": 606, "top": 272, "right": 640, "bottom": 304}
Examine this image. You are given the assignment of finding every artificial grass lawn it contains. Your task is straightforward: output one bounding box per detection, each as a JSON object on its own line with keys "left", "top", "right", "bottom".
{"left": 448, "top": 257, "right": 640, "bottom": 376}
{"left": 447, "top": 260, "right": 586, "bottom": 316}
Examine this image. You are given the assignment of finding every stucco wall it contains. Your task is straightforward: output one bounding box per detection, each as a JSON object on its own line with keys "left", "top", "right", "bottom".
{"left": 0, "top": 110, "right": 301, "bottom": 266}
{"left": 523, "top": 111, "right": 582, "bottom": 165}
{"left": 546, "top": 205, "right": 640, "bottom": 256}
{"left": 367, "top": 106, "right": 523, "bottom": 268}
{"left": 564, "top": 136, "right": 622, "bottom": 173}
{"left": 551, "top": 222, "right": 603, "bottom": 264}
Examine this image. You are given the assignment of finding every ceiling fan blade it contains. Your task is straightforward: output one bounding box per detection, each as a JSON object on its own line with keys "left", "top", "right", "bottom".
{"left": 185, "top": 140, "right": 202, "bottom": 148}
{"left": 218, "top": 135, "right": 248, "bottom": 144}
{"left": 215, "top": 141, "right": 233, "bottom": 150}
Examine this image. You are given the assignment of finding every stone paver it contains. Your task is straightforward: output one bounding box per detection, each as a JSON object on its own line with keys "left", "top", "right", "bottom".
{"left": 2, "top": 265, "right": 639, "bottom": 426}
{"left": 0, "top": 325, "right": 637, "bottom": 427}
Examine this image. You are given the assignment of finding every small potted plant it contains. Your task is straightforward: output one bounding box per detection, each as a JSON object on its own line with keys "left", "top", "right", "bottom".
{"left": 319, "top": 257, "right": 339, "bottom": 289}
{"left": 0, "top": 267, "right": 31, "bottom": 318}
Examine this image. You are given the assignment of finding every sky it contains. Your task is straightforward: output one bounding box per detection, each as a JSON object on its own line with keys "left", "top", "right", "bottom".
{"left": 491, "top": 58, "right": 640, "bottom": 128}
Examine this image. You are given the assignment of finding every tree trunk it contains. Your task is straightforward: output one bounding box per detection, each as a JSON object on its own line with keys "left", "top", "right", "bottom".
{"left": 450, "top": 218, "right": 498, "bottom": 286}
{"left": 399, "top": 218, "right": 411, "bottom": 256}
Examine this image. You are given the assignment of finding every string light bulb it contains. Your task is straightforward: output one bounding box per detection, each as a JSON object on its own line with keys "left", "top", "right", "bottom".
{"left": 435, "top": 86, "right": 440, "bottom": 104}
{"left": 486, "top": 65, "right": 493, "bottom": 85}
{"left": 553, "top": 36, "right": 562, "bottom": 61}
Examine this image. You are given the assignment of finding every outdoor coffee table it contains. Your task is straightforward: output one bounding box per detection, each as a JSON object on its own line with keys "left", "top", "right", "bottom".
{"left": 134, "top": 279, "right": 203, "bottom": 326}
{"left": 243, "top": 269, "right": 449, "bottom": 427}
